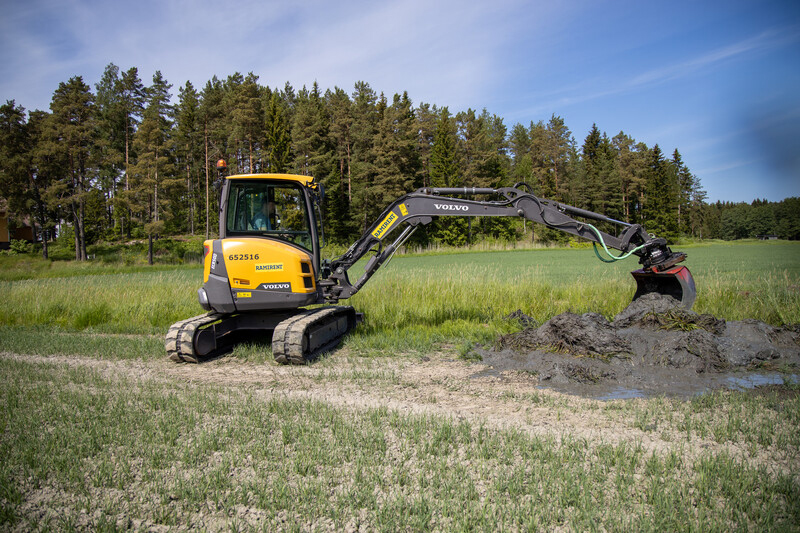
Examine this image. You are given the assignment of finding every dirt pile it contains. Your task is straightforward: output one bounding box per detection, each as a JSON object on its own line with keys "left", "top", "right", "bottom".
{"left": 483, "top": 294, "right": 800, "bottom": 398}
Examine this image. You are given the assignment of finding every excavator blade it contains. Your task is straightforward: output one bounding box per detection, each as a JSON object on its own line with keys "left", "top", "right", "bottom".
{"left": 630, "top": 265, "right": 696, "bottom": 310}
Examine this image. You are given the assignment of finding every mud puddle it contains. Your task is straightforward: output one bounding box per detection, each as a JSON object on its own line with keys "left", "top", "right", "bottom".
{"left": 477, "top": 293, "right": 800, "bottom": 399}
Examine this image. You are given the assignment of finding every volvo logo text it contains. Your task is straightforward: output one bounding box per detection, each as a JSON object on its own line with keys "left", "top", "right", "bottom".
{"left": 434, "top": 204, "right": 469, "bottom": 211}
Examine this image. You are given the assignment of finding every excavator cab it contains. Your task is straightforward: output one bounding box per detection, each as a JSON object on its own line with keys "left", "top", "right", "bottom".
{"left": 198, "top": 174, "right": 326, "bottom": 315}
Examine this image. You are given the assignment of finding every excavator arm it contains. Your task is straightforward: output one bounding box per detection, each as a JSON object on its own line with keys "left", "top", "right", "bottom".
{"left": 322, "top": 185, "right": 695, "bottom": 308}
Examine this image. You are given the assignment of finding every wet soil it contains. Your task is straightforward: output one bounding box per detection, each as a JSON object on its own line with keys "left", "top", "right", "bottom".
{"left": 479, "top": 293, "right": 800, "bottom": 399}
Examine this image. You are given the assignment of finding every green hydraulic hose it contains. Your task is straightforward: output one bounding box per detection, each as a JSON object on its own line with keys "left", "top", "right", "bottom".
{"left": 585, "top": 223, "right": 649, "bottom": 263}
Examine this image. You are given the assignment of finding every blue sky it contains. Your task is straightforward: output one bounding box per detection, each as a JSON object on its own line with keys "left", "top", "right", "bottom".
{"left": 1, "top": 0, "right": 798, "bottom": 202}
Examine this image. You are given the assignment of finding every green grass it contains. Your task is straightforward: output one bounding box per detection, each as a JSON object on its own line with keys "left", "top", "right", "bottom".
{"left": 0, "top": 253, "right": 201, "bottom": 282}
{"left": 0, "top": 327, "right": 164, "bottom": 360}
{"left": 611, "top": 385, "right": 800, "bottom": 457}
{"left": 0, "top": 269, "right": 201, "bottom": 335}
{"left": 1, "top": 357, "right": 797, "bottom": 531}
{"left": 0, "top": 241, "right": 798, "bottom": 357}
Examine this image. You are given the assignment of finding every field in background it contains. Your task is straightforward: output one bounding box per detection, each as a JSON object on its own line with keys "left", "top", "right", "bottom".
{"left": 1, "top": 241, "right": 798, "bottom": 356}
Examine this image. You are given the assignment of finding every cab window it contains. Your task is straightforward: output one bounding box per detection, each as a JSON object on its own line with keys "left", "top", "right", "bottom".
{"left": 226, "top": 181, "right": 312, "bottom": 250}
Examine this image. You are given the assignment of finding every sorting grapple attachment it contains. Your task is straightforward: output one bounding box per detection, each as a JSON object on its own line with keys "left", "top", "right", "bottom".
{"left": 631, "top": 265, "right": 696, "bottom": 309}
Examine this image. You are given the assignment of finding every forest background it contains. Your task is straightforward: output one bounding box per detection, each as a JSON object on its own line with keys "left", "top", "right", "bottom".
{"left": 1, "top": 64, "right": 798, "bottom": 262}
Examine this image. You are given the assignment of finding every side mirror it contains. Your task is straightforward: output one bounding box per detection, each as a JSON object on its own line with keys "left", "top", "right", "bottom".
{"left": 317, "top": 183, "right": 325, "bottom": 203}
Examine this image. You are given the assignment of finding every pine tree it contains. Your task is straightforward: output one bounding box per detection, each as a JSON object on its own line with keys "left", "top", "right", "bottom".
{"left": 457, "top": 109, "right": 507, "bottom": 189}
{"left": 508, "top": 123, "right": 529, "bottom": 163}
{"left": 0, "top": 101, "right": 32, "bottom": 213}
{"left": 526, "top": 121, "right": 551, "bottom": 197}
{"left": 689, "top": 178, "right": 708, "bottom": 238}
{"left": 481, "top": 110, "right": 509, "bottom": 188}
{"left": 128, "top": 71, "right": 176, "bottom": 263}
{"left": 545, "top": 115, "right": 574, "bottom": 202}
{"left": 0, "top": 74, "right": 717, "bottom": 250}
{"left": 0, "top": 101, "right": 53, "bottom": 258}
{"left": 45, "top": 77, "right": 97, "bottom": 260}
{"left": 456, "top": 108, "right": 481, "bottom": 185}
{"left": 114, "top": 67, "right": 146, "bottom": 237}
{"left": 117, "top": 68, "right": 146, "bottom": 186}
{"left": 28, "top": 110, "right": 60, "bottom": 256}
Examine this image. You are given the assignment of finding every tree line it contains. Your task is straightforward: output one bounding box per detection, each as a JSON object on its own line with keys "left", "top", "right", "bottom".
{"left": 1, "top": 64, "right": 797, "bottom": 261}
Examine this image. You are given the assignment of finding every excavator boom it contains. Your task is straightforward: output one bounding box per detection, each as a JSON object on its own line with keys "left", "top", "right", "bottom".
{"left": 322, "top": 185, "right": 695, "bottom": 308}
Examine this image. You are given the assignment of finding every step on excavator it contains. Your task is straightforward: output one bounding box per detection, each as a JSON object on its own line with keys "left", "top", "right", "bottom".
{"left": 166, "top": 163, "right": 696, "bottom": 364}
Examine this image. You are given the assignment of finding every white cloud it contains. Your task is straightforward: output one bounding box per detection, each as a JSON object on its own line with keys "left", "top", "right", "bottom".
{"left": 509, "top": 25, "right": 800, "bottom": 122}
{"left": 629, "top": 27, "right": 797, "bottom": 87}
{"left": 1, "top": 0, "right": 568, "bottom": 112}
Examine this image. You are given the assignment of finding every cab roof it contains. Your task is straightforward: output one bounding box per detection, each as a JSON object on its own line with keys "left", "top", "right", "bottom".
{"left": 226, "top": 173, "right": 316, "bottom": 187}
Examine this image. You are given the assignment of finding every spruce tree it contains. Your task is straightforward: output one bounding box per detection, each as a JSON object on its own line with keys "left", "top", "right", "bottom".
{"left": 598, "top": 132, "right": 622, "bottom": 220}
{"left": 199, "top": 76, "right": 226, "bottom": 238}
{"left": 611, "top": 132, "right": 642, "bottom": 223}
{"left": 671, "top": 149, "right": 696, "bottom": 236}
{"left": 545, "top": 115, "right": 573, "bottom": 202}
{"left": 264, "top": 90, "right": 291, "bottom": 173}
{"left": 642, "top": 144, "right": 678, "bottom": 240}
{"left": 430, "top": 107, "right": 458, "bottom": 187}
{"left": 94, "top": 63, "right": 126, "bottom": 233}
{"left": 372, "top": 92, "right": 420, "bottom": 208}
{"left": 325, "top": 87, "right": 354, "bottom": 240}
{"left": 227, "top": 72, "right": 263, "bottom": 173}
{"left": 580, "top": 123, "right": 602, "bottom": 210}
{"left": 429, "top": 107, "right": 465, "bottom": 245}
{"left": 175, "top": 81, "right": 202, "bottom": 234}
{"left": 414, "top": 102, "right": 438, "bottom": 188}
{"left": 349, "top": 81, "right": 379, "bottom": 232}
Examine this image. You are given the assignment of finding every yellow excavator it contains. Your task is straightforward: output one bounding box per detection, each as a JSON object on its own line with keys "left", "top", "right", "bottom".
{"left": 166, "top": 163, "right": 696, "bottom": 364}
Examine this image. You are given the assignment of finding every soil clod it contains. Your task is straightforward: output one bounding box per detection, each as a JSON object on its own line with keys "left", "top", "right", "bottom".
{"left": 482, "top": 293, "right": 800, "bottom": 398}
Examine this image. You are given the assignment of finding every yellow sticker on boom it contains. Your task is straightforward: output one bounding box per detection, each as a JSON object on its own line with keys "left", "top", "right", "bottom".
{"left": 237, "top": 292, "right": 252, "bottom": 298}
{"left": 371, "top": 211, "right": 398, "bottom": 240}
{"left": 398, "top": 203, "right": 408, "bottom": 216}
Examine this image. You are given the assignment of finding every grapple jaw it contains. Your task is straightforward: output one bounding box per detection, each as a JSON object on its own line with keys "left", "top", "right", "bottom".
{"left": 631, "top": 265, "right": 696, "bottom": 310}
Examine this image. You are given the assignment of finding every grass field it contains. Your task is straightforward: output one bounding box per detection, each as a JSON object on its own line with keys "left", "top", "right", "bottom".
{"left": 1, "top": 241, "right": 799, "bottom": 530}
{"left": 1, "top": 240, "right": 798, "bottom": 354}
